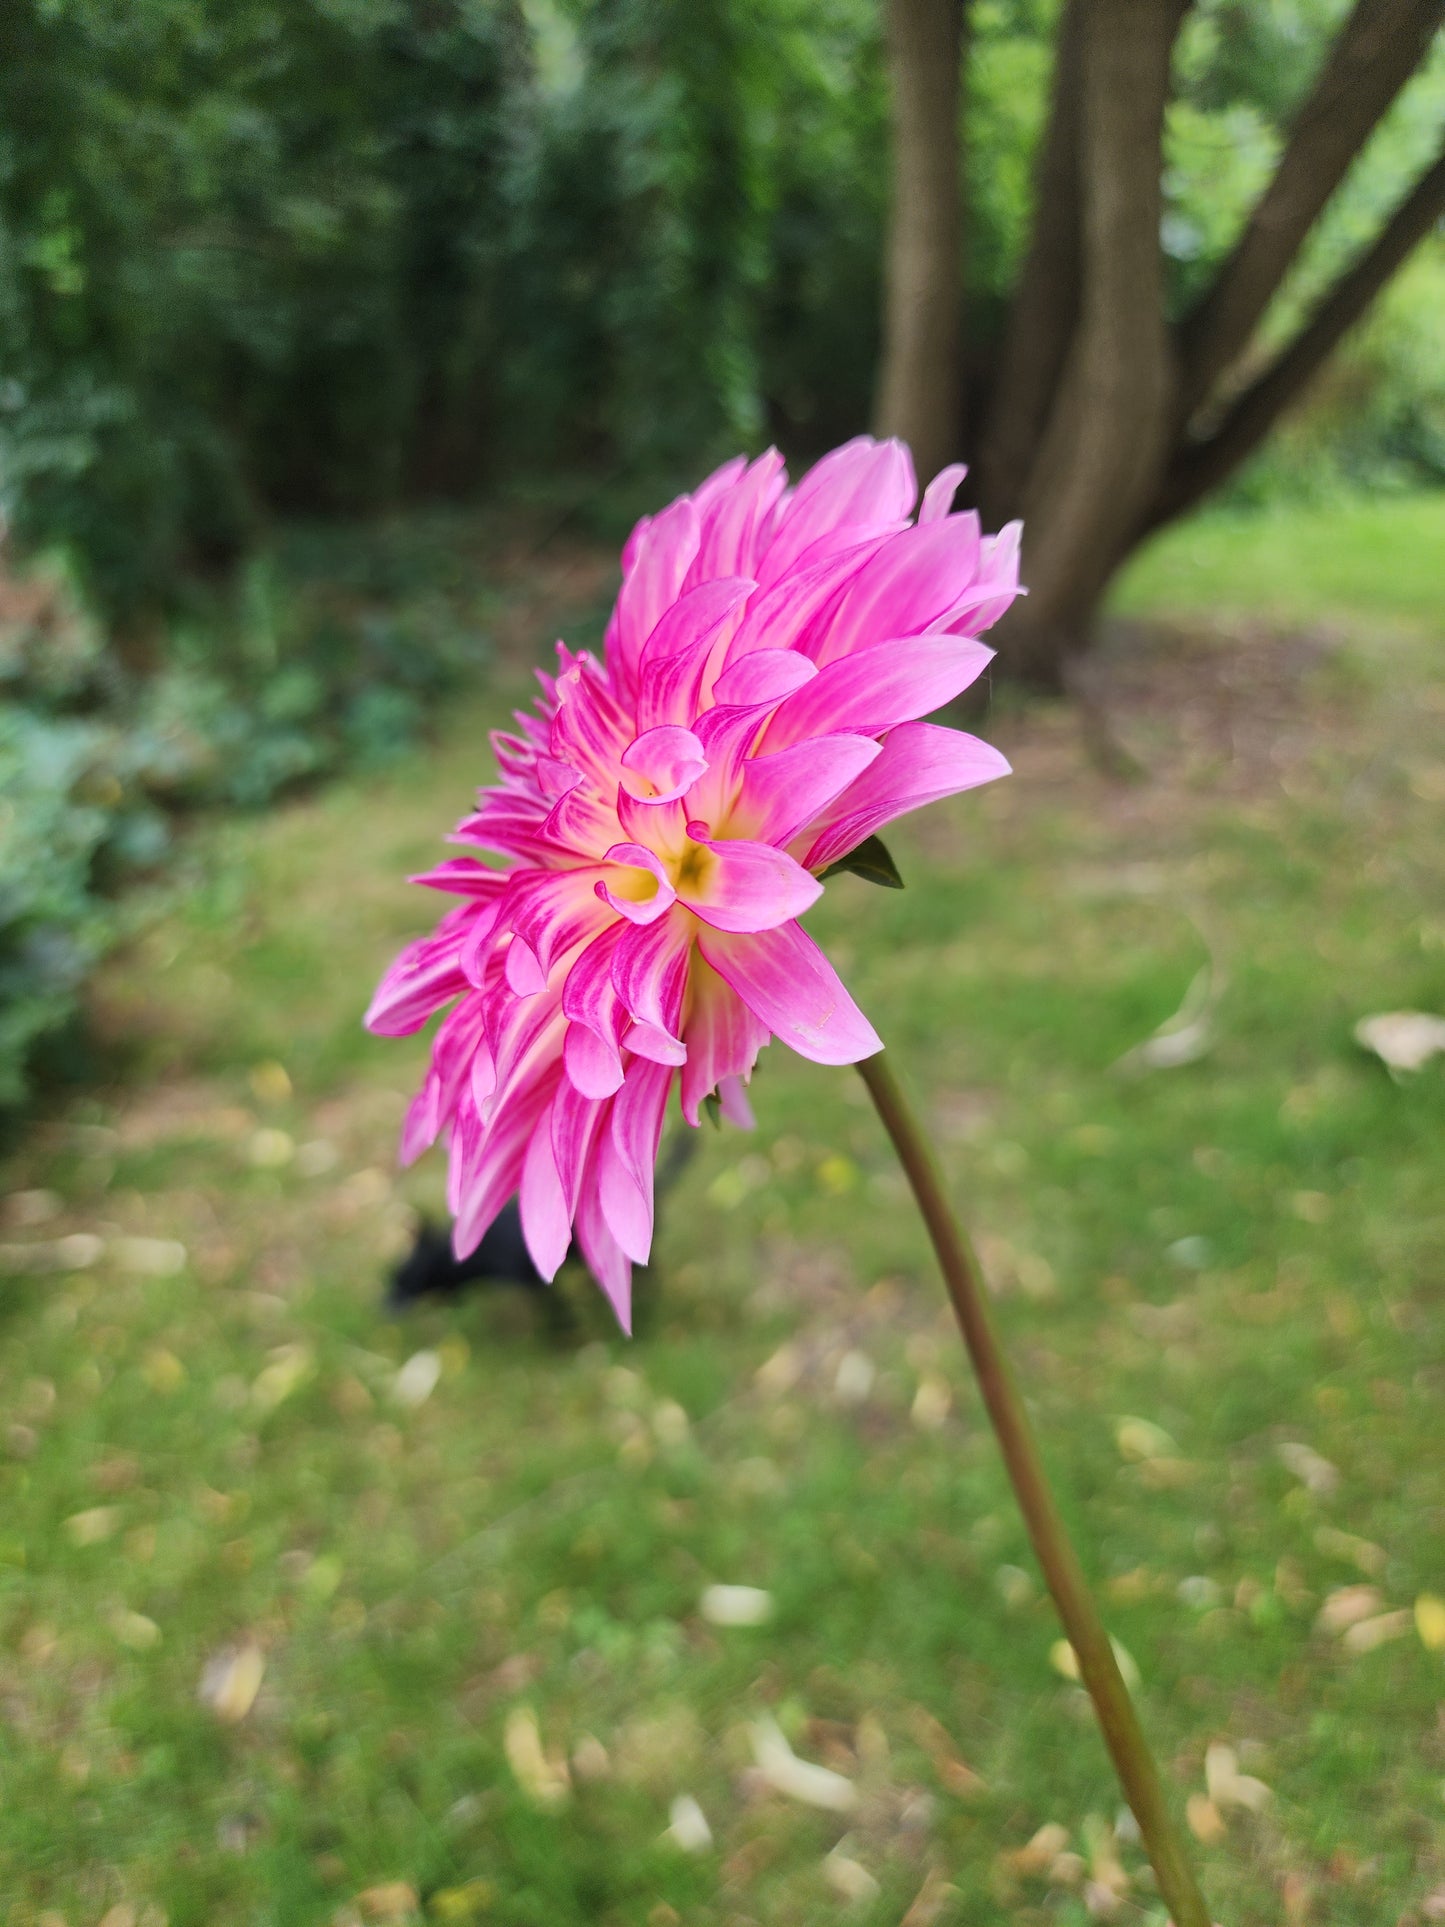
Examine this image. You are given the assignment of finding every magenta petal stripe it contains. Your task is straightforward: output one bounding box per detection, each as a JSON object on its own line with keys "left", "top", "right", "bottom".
{"left": 367, "top": 438, "right": 1021, "bottom": 1324}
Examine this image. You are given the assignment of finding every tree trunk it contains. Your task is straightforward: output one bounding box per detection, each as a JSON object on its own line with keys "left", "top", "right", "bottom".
{"left": 874, "top": 0, "right": 1444, "bottom": 685}
{"left": 975, "top": 0, "right": 1084, "bottom": 528}
{"left": 989, "top": 0, "right": 1186, "bottom": 686}
{"left": 874, "top": 0, "right": 966, "bottom": 486}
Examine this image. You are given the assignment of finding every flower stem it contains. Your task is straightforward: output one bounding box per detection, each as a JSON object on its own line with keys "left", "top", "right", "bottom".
{"left": 857, "top": 1050, "right": 1211, "bottom": 1927}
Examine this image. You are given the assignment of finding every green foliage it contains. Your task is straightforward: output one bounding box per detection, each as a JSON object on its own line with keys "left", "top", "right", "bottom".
{"left": 0, "top": 528, "right": 493, "bottom": 1108}
{"left": 0, "top": 0, "right": 531, "bottom": 613}
{"left": 1, "top": 0, "right": 1441, "bottom": 620}
{"left": 818, "top": 834, "right": 906, "bottom": 890}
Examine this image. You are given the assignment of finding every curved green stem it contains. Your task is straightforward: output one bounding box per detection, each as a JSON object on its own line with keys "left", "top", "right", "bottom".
{"left": 858, "top": 1050, "right": 1211, "bottom": 1927}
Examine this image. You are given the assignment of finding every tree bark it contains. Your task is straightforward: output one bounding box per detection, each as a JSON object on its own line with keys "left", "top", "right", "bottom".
{"left": 874, "top": 0, "right": 967, "bottom": 487}
{"left": 991, "top": 0, "right": 1188, "bottom": 685}
{"left": 1153, "top": 145, "right": 1445, "bottom": 532}
{"left": 975, "top": 0, "right": 1085, "bottom": 526}
{"left": 1177, "top": 0, "right": 1445, "bottom": 421}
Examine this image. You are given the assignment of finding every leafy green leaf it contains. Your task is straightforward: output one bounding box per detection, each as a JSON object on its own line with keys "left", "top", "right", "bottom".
{"left": 702, "top": 1092, "right": 722, "bottom": 1130}
{"left": 818, "top": 834, "right": 904, "bottom": 890}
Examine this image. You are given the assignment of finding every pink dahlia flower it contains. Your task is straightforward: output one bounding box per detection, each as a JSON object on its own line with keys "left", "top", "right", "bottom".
{"left": 367, "top": 437, "right": 1021, "bottom": 1328}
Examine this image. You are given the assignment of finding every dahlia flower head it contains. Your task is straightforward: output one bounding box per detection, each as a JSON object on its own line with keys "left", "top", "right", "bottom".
{"left": 368, "top": 437, "right": 1021, "bottom": 1328}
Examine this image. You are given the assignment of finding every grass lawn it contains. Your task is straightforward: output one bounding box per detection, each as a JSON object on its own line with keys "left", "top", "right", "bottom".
{"left": 2, "top": 496, "right": 1443, "bottom": 1926}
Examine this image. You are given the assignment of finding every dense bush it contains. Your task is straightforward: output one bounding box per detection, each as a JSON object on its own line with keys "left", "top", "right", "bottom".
{"left": 0, "top": 531, "right": 492, "bottom": 1106}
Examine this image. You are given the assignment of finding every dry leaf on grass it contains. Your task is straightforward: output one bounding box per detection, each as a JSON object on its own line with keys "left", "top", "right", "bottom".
{"left": 1277, "top": 1440, "right": 1339, "bottom": 1496}
{"left": 1115, "top": 963, "right": 1219, "bottom": 1073}
{"left": 110, "top": 1609, "right": 161, "bottom": 1651}
{"left": 911, "top": 1374, "right": 952, "bottom": 1430}
{"left": 427, "top": 1880, "right": 493, "bottom": 1921}
{"left": 1313, "top": 1526, "right": 1386, "bottom": 1577}
{"left": 1415, "top": 1593, "right": 1445, "bottom": 1651}
{"left": 1003, "top": 1822, "right": 1070, "bottom": 1876}
{"left": 900, "top": 1871, "right": 961, "bottom": 1927}
{"left": 64, "top": 1506, "right": 121, "bottom": 1547}
{"left": 750, "top": 1715, "right": 857, "bottom": 1812}
{"left": 1315, "top": 1584, "right": 1385, "bottom": 1635}
{"left": 503, "top": 1706, "right": 570, "bottom": 1807}
{"left": 664, "top": 1794, "right": 712, "bottom": 1853}
{"left": 115, "top": 1236, "right": 187, "bottom": 1276}
{"left": 1114, "top": 1416, "right": 1177, "bottom": 1462}
{"left": 1340, "top": 1608, "right": 1413, "bottom": 1654}
{"left": 1205, "top": 1742, "right": 1272, "bottom": 1813}
{"left": 1050, "top": 1636, "right": 1140, "bottom": 1690}
{"left": 393, "top": 1351, "right": 441, "bottom": 1409}
{"left": 699, "top": 1583, "right": 773, "bottom": 1627}
{"left": 354, "top": 1882, "right": 418, "bottom": 1921}
{"left": 1186, "top": 1793, "right": 1227, "bottom": 1843}
{"left": 823, "top": 1842, "right": 880, "bottom": 1905}
{"left": 251, "top": 1344, "right": 315, "bottom": 1412}
{"left": 1353, "top": 1011, "right": 1445, "bottom": 1075}
{"left": 833, "top": 1350, "right": 875, "bottom": 1403}
{"left": 198, "top": 1642, "right": 264, "bottom": 1723}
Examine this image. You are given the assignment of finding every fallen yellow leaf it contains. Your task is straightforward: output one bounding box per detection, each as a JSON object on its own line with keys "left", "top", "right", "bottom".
{"left": 1415, "top": 1593, "right": 1445, "bottom": 1652}
{"left": 198, "top": 1642, "right": 264, "bottom": 1722}
{"left": 1186, "top": 1792, "right": 1226, "bottom": 1844}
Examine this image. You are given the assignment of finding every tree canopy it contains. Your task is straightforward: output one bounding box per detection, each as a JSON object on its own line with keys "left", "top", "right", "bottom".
{"left": 1, "top": 0, "right": 1441, "bottom": 621}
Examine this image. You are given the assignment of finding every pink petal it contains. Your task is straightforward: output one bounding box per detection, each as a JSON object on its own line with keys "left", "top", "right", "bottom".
{"left": 575, "top": 1179, "right": 634, "bottom": 1334}
{"left": 685, "top": 449, "right": 787, "bottom": 586}
{"left": 718, "top": 1074, "right": 756, "bottom": 1128}
{"left": 698, "top": 921, "right": 882, "bottom": 1065}
{"left": 619, "top": 725, "right": 709, "bottom": 803}
{"left": 564, "top": 1020, "right": 626, "bottom": 1099}
{"left": 504, "top": 934, "right": 547, "bottom": 997}
{"left": 622, "top": 1020, "right": 688, "bottom": 1066}
{"left": 600, "top": 1057, "right": 674, "bottom": 1264}
{"left": 451, "top": 1069, "right": 556, "bottom": 1258}
{"left": 679, "top": 954, "right": 770, "bottom": 1125}
{"left": 407, "top": 858, "right": 509, "bottom": 897}
{"left": 721, "top": 535, "right": 891, "bottom": 669}
{"left": 551, "top": 1077, "right": 605, "bottom": 1226}
{"left": 562, "top": 922, "right": 625, "bottom": 1037}
{"left": 676, "top": 831, "right": 823, "bottom": 934}
{"left": 919, "top": 463, "right": 967, "bottom": 522}
{"left": 711, "top": 649, "right": 818, "bottom": 708}
{"left": 365, "top": 906, "right": 478, "bottom": 1035}
{"left": 812, "top": 515, "right": 983, "bottom": 667}
{"left": 606, "top": 497, "right": 700, "bottom": 695}
{"left": 803, "top": 721, "right": 1011, "bottom": 872}
{"left": 561, "top": 928, "right": 627, "bottom": 1097}
{"left": 942, "top": 521, "right": 1023, "bottom": 637}
{"left": 612, "top": 909, "right": 693, "bottom": 1043}
{"left": 728, "top": 733, "right": 880, "bottom": 847}
{"left": 758, "top": 438, "right": 917, "bottom": 587}
{"left": 519, "top": 1102, "right": 572, "bottom": 1282}
{"left": 763, "top": 634, "right": 994, "bottom": 749}
{"left": 636, "top": 577, "right": 753, "bottom": 733}
{"left": 598, "top": 844, "right": 678, "bottom": 925}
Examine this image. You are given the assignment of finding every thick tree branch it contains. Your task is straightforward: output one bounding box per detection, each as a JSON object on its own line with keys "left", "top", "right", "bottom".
{"left": 1154, "top": 146, "right": 1445, "bottom": 531}
{"left": 1178, "top": 0, "right": 1445, "bottom": 418}
{"left": 873, "top": 0, "right": 968, "bottom": 485}
{"left": 975, "top": 0, "right": 1084, "bottom": 524}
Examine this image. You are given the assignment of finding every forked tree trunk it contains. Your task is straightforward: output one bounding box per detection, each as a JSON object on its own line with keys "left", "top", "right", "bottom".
{"left": 991, "top": 0, "right": 1185, "bottom": 685}
{"left": 873, "top": 0, "right": 966, "bottom": 486}
{"left": 873, "top": 0, "right": 1445, "bottom": 687}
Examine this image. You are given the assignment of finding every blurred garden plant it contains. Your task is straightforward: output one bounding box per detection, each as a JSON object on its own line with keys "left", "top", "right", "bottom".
{"left": 368, "top": 440, "right": 1212, "bottom": 1924}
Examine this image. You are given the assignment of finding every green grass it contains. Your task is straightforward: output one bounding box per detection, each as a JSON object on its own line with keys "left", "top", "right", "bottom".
{"left": 2, "top": 495, "right": 1444, "bottom": 1926}
{"left": 1112, "top": 489, "right": 1445, "bottom": 632}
